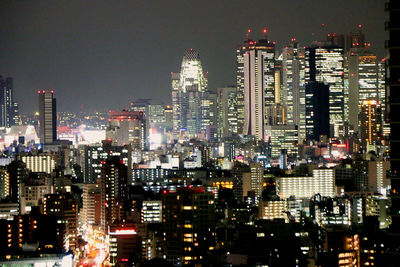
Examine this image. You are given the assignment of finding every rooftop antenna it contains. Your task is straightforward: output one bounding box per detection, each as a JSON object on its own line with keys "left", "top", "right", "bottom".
{"left": 358, "top": 23, "right": 363, "bottom": 33}
{"left": 262, "top": 28, "right": 268, "bottom": 38}
{"left": 246, "top": 28, "right": 252, "bottom": 41}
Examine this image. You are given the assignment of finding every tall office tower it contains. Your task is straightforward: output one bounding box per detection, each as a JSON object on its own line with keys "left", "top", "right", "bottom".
{"left": 305, "top": 82, "right": 330, "bottom": 141}
{"left": 100, "top": 156, "right": 128, "bottom": 233}
{"left": 162, "top": 187, "right": 215, "bottom": 265}
{"left": 348, "top": 50, "right": 381, "bottom": 131}
{"left": 237, "top": 29, "right": 276, "bottom": 140}
{"left": 217, "top": 86, "right": 238, "bottom": 138}
{"left": 106, "top": 110, "right": 146, "bottom": 150}
{"left": 171, "top": 49, "right": 209, "bottom": 136}
{"left": 38, "top": 90, "right": 57, "bottom": 144}
{"left": 359, "top": 100, "right": 382, "bottom": 150}
{"left": 386, "top": 0, "right": 400, "bottom": 231}
{"left": 306, "top": 40, "right": 345, "bottom": 137}
{"left": 282, "top": 40, "right": 306, "bottom": 142}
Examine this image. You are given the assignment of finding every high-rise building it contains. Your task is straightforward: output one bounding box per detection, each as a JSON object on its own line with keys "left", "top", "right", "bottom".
{"left": 100, "top": 156, "right": 128, "bottom": 233}
{"left": 106, "top": 110, "right": 146, "bottom": 150}
{"left": 368, "top": 160, "right": 391, "bottom": 194}
{"left": 348, "top": 51, "right": 381, "bottom": 130}
{"left": 264, "top": 125, "right": 298, "bottom": 159}
{"left": 7, "top": 160, "right": 28, "bottom": 204}
{"left": 306, "top": 41, "right": 345, "bottom": 137}
{"left": 282, "top": 40, "right": 306, "bottom": 142}
{"left": 0, "top": 77, "right": 17, "bottom": 128}
{"left": 82, "top": 183, "right": 102, "bottom": 227}
{"left": 237, "top": 30, "right": 276, "bottom": 140}
{"left": 344, "top": 25, "right": 388, "bottom": 138}
{"left": 38, "top": 90, "right": 57, "bottom": 144}
{"left": 43, "top": 193, "right": 78, "bottom": 251}
{"left": 386, "top": 0, "right": 400, "bottom": 231}
{"left": 83, "top": 139, "right": 131, "bottom": 184}
{"left": 305, "top": 82, "right": 330, "bottom": 141}
{"left": 359, "top": 100, "right": 382, "bottom": 149}
{"left": 171, "top": 49, "right": 210, "bottom": 136}
{"left": 162, "top": 187, "right": 215, "bottom": 265}
{"left": 242, "top": 162, "right": 264, "bottom": 200}
{"left": 378, "top": 61, "right": 389, "bottom": 137}
{"left": 217, "top": 86, "right": 238, "bottom": 138}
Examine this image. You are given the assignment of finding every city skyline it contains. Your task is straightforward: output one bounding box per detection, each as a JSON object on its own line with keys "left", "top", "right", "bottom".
{"left": 0, "top": 1, "right": 399, "bottom": 266}
{"left": 0, "top": 0, "right": 387, "bottom": 114}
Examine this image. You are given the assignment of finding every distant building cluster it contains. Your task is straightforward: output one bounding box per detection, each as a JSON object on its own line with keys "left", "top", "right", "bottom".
{"left": 0, "top": 1, "right": 399, "bottom": 266}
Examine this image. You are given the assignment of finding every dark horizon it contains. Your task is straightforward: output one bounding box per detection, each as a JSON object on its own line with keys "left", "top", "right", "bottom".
{"left": 0, "top": 0, "right": 387, "bottom": 114}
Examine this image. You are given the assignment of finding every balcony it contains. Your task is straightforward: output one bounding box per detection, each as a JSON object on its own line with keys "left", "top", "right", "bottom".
{"left": 386, "top": 2, "right": 400, "bottom": 12}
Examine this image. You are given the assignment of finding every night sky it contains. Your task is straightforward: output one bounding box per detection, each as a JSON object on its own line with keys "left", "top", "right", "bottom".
{"left": 0, "top": 0, "right": 387, "bottom": 114}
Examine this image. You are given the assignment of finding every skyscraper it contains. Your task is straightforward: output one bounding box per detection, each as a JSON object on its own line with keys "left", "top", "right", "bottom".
{"left": 359, "top": 100, "right": 382, "bottom": 149}
{"left": 83, "top": 139, "right": 131, "bottom": 184}
{"left": 0, "top": 77, "right": 17, "bottom": 127}
{"left": 237, "top": 29, "right": 276, "bottom": 140}
{"left": 171, "top": 49, "right": 210, "bottom": 136}
{"left": 38, "top": 90, "right": 56, "bottom": 144}
{"left": 282, "top": 40, "right": 306, "bottom": 142}
{"left": 217, "top": 86, "right": 238, "bottom": 138}
{"left": 347, "top": 49, "right": 381, "bottom": 131}
{"left": 386, "top": 0, "right": 400, "bottom": 231}
{"left": 100, "top": 156, "right": 128, "bottom": 233}
{"left": 306, "top": 40, "right": 345, "bottom": 137}
{"left": 305, "top": 82, "right": 330, "bottom": 141}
